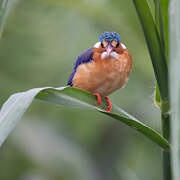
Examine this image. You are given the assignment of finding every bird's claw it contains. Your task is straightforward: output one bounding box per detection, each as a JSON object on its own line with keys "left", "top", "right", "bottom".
{"left": 93, "top": 93, "right": 102, "bottom": 105}
{"left": 93, "top": 93, "right": 112, "bottom": 112}
{"left": 104, "top": 97, "right": 112, "bottom": 113}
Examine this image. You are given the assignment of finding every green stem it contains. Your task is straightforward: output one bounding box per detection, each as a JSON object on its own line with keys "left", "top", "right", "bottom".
{"left": 161, "top": 107, "right": 172, "bottom": 180}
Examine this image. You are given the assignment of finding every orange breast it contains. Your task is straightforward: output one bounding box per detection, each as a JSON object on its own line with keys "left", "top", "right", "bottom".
{"left": 72, "top": 50, "right": 132, "bottom": 97}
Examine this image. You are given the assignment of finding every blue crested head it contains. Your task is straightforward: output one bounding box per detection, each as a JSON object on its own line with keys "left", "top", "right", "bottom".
{"left": 99, "top": 32, "right": 120, "bottom": 44}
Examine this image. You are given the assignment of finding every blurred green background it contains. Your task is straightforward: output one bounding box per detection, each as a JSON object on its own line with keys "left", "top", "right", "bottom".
{"left": 0, "top": 0, "right": 162, "bottom": 179}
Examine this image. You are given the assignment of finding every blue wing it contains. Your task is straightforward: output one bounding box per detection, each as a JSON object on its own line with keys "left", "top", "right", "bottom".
{"left": 67, "top": 47, "right": 93, "bottom": 86}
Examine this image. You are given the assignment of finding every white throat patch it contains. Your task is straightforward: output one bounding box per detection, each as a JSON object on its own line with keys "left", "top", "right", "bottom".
{"left": 101, "top": 52, "right": 108, "bottom": 59}
{"left": 101, "top": 51, "right": 119, "bottom": 60}
{"left": 110, "top": 51, "right": 119, "bottom": 59}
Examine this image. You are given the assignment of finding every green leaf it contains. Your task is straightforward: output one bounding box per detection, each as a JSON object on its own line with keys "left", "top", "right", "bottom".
{"left": 132, "top": 0, "right": 169, "bottom": 102}
{"left": 154, "top": 0, "right": 166, "bottom": 53}
{"left": 0, "top": 0, "right": 8, "bottom": 37}
{"left": 153, "top": 0, "right": 167, "bottom": 108}
{"left": 154, "top": 0, "right": 169, "bottom": 62}
{"left": 154, "top": 0, "right": 169, "bottom": 107}
{"left": 155, "top": 83, "right": 161, "bottom": 107}
{"left": 0, "top": 86, "right": 170, "bottom": 149}
{"left": 160, "top": 0, "right": 169, "bottom": 59}
{"left": 169, "top": 0, "right": 180, "bottom": 179}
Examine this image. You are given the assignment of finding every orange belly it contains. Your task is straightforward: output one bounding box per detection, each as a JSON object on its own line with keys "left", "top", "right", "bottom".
{"left": 72, "top": 51, "right": 132, "bottom": 97}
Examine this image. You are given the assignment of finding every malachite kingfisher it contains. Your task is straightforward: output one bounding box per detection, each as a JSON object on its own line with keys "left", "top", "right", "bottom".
{"left": 67, "top": 32, "right": 132, "bottom": 112}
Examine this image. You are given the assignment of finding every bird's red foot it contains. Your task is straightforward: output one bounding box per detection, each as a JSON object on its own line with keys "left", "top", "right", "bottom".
{"left": 93, "top": 93, "right": 112, "bottom": 112}
{"left": 93, "top": 93, "right": 102, "bottom": 105}
{"left": 104, "top": 97, "right": 112, "bottom": 113}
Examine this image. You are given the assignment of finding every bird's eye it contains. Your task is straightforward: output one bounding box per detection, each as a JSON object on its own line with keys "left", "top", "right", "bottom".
{"left": 101, "top": 42, "right": 104, "bottom": 48}
{"left": 102, "top": 40, "right": 108, "bottom": 48}
{"left": 111, "top": 40, "right": 118, "bottom": 47}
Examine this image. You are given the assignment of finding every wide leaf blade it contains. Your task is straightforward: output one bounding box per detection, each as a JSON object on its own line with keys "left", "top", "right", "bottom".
{"left": 0, "top": 86, "right": 170, "bottom": 149}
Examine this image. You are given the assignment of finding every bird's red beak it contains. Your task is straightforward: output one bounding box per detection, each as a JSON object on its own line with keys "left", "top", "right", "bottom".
{"left": 106, "top": 45, "right": 113, "bottom": 56}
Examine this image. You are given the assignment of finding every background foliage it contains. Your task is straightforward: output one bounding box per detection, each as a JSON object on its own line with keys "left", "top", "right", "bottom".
{"left": 0, "top": 0, "right": 164, "bottom": 179}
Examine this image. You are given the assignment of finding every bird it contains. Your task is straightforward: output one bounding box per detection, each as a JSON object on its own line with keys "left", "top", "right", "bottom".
{"left": 67, "top": 32, "right": 132, "bottom": 112}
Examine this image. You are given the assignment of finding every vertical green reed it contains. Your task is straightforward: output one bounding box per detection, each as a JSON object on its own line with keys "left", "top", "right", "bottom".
{"left": 169, "top": 0, "right": 180, "bottom": 179}
{"left": 133, "top": 0, "right": 174, "bottom": 179}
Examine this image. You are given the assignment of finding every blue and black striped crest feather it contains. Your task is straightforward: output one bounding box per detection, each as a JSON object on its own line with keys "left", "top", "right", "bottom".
{"left": 99, "top": 32, "right": 120, "bottom": 43}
